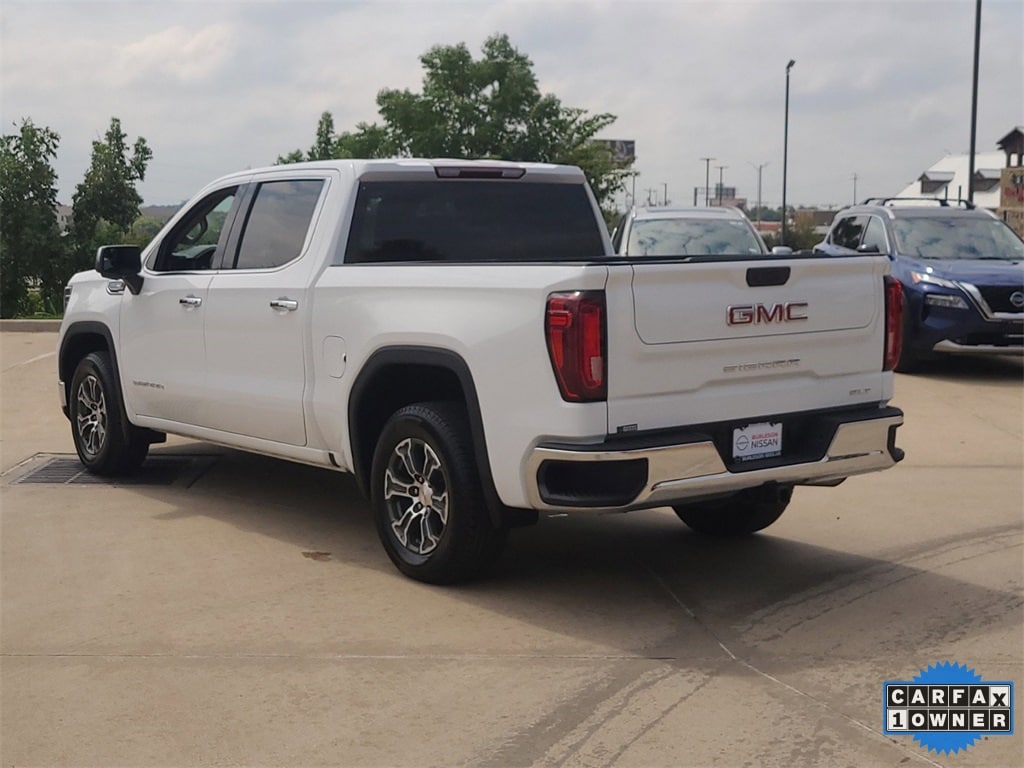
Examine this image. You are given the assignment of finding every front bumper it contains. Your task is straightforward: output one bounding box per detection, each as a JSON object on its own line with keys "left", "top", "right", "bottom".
{"left": 932, "top": 338, "right": 1024, "bottom": 356}
{"left": 525, "top": 406, "right": 904, "bottom": 513}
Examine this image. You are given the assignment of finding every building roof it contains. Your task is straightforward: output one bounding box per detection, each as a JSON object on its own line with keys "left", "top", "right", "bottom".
{"left": 997, "top": 126, "right": 1024, "bottom": 156}
{"left": 895, "top": 150, "right": 1006, "bottom": 210}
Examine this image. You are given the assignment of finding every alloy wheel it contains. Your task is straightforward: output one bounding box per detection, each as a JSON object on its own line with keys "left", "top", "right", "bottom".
{"left": 383, "top": 437, "right": 449, "bottom": 556}
{"left": 75, "top": 374, "right": 108, "bottom": 459}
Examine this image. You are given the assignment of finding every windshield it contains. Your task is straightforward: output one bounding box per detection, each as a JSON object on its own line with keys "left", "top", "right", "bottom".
{"left": 892, "top": 216, "right": 1024, "bottom": 261}
{"left": 626, "top": 218, "right": 765, "bottom": 256}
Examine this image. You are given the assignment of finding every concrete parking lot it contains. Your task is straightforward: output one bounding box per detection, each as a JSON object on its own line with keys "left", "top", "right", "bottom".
{"left": 2, "top": 329, "right": 1021, "bottom": 767}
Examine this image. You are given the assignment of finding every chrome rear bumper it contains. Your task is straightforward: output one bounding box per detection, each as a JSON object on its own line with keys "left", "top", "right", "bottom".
{"left": 525, "top": 412, "right": 903, "bottom": 513}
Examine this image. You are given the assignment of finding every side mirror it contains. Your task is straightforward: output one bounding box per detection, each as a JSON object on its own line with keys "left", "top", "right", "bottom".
{"left": 857, "top": 243, "right": 880, "bottom": 254}
{"left": 96, "top": 245, "right": 143, "bottom": 294}
{"left": 770, "top": 245, "right": 794, "bottom": 256}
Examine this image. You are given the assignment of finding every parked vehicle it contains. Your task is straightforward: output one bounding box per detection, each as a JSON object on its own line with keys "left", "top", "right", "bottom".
{"left": 58, "top": 159, "right": 904, "bottom": 583}
{"left": 610, "top": 206, "right": 781, "bottom": 256}
{"left": 816, "top": 197, "right": 1024, "bottom": 371}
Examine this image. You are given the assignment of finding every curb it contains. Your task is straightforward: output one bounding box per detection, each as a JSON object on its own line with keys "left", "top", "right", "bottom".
{"left": 0, "top": 320, "right": 62, "bottom": 332}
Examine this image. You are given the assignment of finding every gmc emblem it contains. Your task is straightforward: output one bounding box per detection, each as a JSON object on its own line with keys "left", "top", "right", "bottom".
{"left": 728, "top": 302, "right": 808, "bottom": 325}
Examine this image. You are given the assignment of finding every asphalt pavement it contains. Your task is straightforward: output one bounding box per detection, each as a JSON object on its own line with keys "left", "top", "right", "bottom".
{"left": 1, "top": 330, "right": 1021, "bottom": 767}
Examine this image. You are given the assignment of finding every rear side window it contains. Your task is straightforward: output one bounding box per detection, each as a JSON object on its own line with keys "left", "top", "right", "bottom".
{"left": 233, "top": 179, "right": 324, "bottom": 270}
{"left": 340, "top": 181, "right": 605, "bottom": 264}
{"left": 829, "top": 215, "right": 866, "bottom": 249}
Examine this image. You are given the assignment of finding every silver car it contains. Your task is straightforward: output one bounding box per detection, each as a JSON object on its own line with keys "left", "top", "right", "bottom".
{"left": 611, "top": 206, "right": 782, "bottom": 257}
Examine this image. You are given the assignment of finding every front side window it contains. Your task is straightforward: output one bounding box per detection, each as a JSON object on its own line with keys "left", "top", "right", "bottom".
{"left": 829, "top": 216, "right": 866, "bottom": 250}
{"left": 625, "top": 218, "right": 765, "bottom": 256}
{"left": 861, "top": 216, "right": 889, "bottom": 253}
{"left": 151, "top": 187, "right": 238, "bottom": 272}
{"left": 232, "top": 179, "right": 325, "bottom": 270}
{"left": 340, "top": 181, "right": 605, "bottom": 264}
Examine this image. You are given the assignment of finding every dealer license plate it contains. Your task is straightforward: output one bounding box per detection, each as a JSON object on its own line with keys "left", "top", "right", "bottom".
{"left": 732, "top": 422, "right": 783, "bottom": 462}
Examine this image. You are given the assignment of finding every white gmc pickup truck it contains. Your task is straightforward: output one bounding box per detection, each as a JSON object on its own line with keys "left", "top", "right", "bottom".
{"left": 58, "top": 159, "right": 905, "bottom": 583}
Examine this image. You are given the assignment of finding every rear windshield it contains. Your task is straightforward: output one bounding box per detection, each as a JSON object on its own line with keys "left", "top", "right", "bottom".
{"left": 339, "top": 180, "right": 606, "bottom": 264}
{"left": 892, "top": 216, "right": 1024, "bottom": 261}
{"left": 626, "top": 218, "right": 765, "bottom": 256}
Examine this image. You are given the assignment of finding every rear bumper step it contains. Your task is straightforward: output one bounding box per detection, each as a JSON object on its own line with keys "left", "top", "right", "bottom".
{"left": 526, "top": 407, "right": 903, "bottom": 512}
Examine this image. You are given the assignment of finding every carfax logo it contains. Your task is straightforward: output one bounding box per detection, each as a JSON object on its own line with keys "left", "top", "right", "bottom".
{"left": 883, "top": 662, "right": 1014, "bottom": 755}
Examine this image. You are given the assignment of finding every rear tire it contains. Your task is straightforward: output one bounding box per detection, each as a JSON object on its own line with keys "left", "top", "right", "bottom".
{"left": 673, "top": 483, "right": 793, "bottom": 536}
{"left": 69, "top": 351, "right": 149, "bottom": 476}
{"left": 370, "top": 401, "right": 506, "bottom": 584}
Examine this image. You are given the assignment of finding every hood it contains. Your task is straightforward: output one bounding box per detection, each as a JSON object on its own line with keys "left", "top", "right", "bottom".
{"left": 895, "top": 256, "right": 1024, "bottom": 285}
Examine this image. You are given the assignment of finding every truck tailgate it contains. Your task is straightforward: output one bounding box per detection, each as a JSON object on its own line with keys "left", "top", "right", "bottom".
{"left": 604, "top": 256, "right": 893, "bottom": 434}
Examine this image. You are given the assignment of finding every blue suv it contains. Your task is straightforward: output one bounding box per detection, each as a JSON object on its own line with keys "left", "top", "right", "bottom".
{"left": 817, "top": 198, "right": 1024, "bottom": 371}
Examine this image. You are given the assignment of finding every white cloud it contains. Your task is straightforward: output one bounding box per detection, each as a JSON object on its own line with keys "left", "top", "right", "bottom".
{"left": 1, "top": 0, "right": 1021, "bottom": 208}
{"left": 118, "top": 24, "right": 235, "bottom": 83}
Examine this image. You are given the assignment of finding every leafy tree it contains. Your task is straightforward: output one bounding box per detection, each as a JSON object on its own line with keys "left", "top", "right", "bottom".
{"left": 71, "top": 117, "right": 152, "bottom": 269}
{"left": 308, "top": 112, "right": 336, "bottom": 160}
{"left": 121, "top": 215, "right": 166, "bottom": 248}
{"left": 279, "top": 34, "right": 632, "bottom": 212}
{"left": 0, "top": 119, "right": 64, "bottom": 317}
{"left": 763, "top": 209, "right": 820, "bottom": 251}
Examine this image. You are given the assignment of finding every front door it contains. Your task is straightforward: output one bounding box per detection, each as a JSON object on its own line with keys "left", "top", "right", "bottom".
{"left": 118, "top": 186, "right": 243, "bottom": 425}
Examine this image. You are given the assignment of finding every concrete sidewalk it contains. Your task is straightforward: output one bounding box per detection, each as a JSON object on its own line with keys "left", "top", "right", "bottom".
{"left": 2, "top": 331, "right": 1021, "bottom": 767}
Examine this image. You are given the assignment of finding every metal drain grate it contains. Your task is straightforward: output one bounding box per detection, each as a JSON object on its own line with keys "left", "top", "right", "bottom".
{"left": 14, "top": 455, "right": 216, "bottom": 487}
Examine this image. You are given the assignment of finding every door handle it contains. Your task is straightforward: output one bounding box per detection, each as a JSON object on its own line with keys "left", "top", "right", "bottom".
{"left": 269, "top": 298, "right": 299, "bottom": 312}
{"left": 179, "top": 295, "right": 203, "bottom": 308}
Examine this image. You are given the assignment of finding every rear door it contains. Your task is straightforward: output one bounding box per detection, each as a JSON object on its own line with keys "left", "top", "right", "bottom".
{"left": 604, "top": 255, "right": 891, "bottom": 434}
{"left": 201, "top": 174, "right": 330, "bottom": 445}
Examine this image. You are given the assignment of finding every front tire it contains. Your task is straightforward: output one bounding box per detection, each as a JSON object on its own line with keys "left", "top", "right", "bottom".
{"left": 673, "top": 483, "right": 793, "bottom": 536}
{"left": 370, "top": 401, "right": 506, "bottom": 584}
{"left": 69, "top": 351, "right": 149, "bottom": 475}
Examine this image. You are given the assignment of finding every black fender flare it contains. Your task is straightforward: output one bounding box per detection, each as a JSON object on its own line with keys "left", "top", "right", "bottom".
{"left": 348, "top": 346, "right": 532, "bottom": 529}
{"left": 58, "top": 321, "right": 119, "bottom": 415}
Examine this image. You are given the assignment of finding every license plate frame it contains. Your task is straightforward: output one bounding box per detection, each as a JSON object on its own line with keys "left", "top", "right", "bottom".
{"left": 732, "top": 421, "right": 783, "bottom": 462}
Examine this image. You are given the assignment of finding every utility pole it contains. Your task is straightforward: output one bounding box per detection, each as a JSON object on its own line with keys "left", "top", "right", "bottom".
{"left": 663, "top": 182, "right": 668, "bottom": 207}
{"left": 852, "top": 172, "right": 859, "bottom": 204}
{"left": 700, "top": 157, "right": 715, "bottom": 206}
{"left": 715, "top": 165, "right": 728, "bottom": 206}
{"left": 749, "top": 161, "right": 768, "bottom": 227}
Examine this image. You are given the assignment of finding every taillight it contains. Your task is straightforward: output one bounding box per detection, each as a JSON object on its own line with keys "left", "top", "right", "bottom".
{"left": 546, "top": 291, "right": 607, "bottom": 402}
{"left": 884, "top": 276, "right": 904, "bottom": 371}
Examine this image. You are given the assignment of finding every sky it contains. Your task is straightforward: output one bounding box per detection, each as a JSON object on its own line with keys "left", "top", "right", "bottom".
{"left": 2, "top": 0, "right": 1022, "bottom": 210}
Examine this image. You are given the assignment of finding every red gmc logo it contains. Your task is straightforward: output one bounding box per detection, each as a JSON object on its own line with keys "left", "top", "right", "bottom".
{"left": 728, "top": 302, "right": 808, "bottom": 325}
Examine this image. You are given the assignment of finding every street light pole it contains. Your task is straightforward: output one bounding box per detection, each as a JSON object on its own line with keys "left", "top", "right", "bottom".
{"left": 968, "top": 0, "right": 982, "bottom": 204}
{"left": 782, "top": 59, "right": 795, "bottom": 245}
{"left": 700, "top": 157, "right": 715, "bottom": 206}
{"left": 716, "top": 165, "right": 728, "bottom": 206}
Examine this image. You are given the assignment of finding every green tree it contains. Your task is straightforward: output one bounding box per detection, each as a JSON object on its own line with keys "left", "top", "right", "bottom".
{"left": 279, "top": 34, "right": 631, "bottom": 212}
{"left": 308, "top": 111, "right": 335, "bottom": 160}
{"left": 71, "top": 117, "right": 152, "bottom": 269}
{"left": 0, "top": 119, "right": 65, "bottom": 317}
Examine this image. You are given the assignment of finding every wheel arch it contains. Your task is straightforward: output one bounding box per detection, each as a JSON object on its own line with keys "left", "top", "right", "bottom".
{"left": 59, "top": 322, "right": 119, "bottom": 419}
{"left": 347, "top": 346, "right": 534, "bottom": 529}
